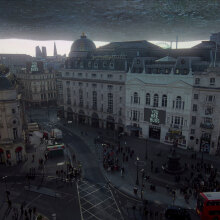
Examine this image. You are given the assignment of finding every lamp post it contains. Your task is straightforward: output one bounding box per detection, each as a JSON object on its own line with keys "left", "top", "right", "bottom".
{"left": 145, "top": 139, "right": 148, "bottom": 160}
{"left": 201, "top": 143, "right": 204, "bottom": 166}
{"left": 2, "top": 176, "right": 7, "bottom": 190}
{"left": 136, "top": 157, "right": 139, "bottom": 185}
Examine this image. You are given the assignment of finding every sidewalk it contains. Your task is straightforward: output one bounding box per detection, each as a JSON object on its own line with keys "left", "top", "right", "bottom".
{"left": 57, "top": 121, "right": 219, "bottom": 209}
{"left": 0, "top": 201, "right": 49, "bottom": 220}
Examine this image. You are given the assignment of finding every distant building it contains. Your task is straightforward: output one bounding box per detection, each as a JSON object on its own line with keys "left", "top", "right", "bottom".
{"left": 190, "top": 67, "right": 220, "bottom": 155}
{"left": 0, "top": 75, "right": 26, "bottom": 165}
{"left": 210, "top": 32, "right": 220, "bottom": 45}
{"left": 0, "top": 54, "right": 32, "bottom": 74}
{"left": 59, "top": 33, "right": 220, "bottom": 155}
{"left": 34, "top": 43, "right": 65, "bottom": 70}
{"left": 16, "top": 61, "right": 57, "bottom": 107}
{"left": 54, "top": 42, "right": 57, "bottom": 57}
{"left": 35, "top": 46, "right": 42, "bottom": 58}
{"left": 42, "top": 46, "right": 47, "bottom": 58}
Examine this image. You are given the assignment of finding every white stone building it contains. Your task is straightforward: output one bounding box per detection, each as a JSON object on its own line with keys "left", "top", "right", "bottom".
{"left": 17, "top": 61, "right": 57, "bottom": 107}
{"left": 61, "top": 69, "right": 126, "bottom": 131}
{"left": 0, "top": 75, "right": 26, "bottom": 165}
{"left": 189, "top": 67, "right": 220, "bottom": 155}
{"left": 125, "top": 57, "right": 194, "bottom": 149}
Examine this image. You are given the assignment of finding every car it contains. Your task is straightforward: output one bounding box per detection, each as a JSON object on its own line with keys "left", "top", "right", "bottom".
{"left": 165, "top": 206, "right": 191, "bottom": 220}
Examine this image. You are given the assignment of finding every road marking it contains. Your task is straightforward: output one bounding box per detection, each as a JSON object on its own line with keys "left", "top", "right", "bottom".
{"left": 76, "top": 182, "right": 84, "bottom": 220}
{"left": 25, "top": 194, "right": 42, "bottom": 208}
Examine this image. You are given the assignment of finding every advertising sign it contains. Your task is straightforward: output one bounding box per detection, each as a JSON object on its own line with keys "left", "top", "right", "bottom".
{"left": 144, "top": 108, "right": 166, "bottom": 125}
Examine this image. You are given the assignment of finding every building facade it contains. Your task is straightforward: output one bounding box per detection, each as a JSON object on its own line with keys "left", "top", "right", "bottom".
{"left": 189, "top": 67, "right": 220, "bottom": 155}
{"left": 0, "top": 75, "right": 26, "bottom": 165}
{"left": 60, "top": 34, "right": 220, "bottom": 155}
{"left": 0, "top": 54, "right": 32, "bottom": 74}
{"left": 17, "top": 61, "right": 57, "bottom": 107}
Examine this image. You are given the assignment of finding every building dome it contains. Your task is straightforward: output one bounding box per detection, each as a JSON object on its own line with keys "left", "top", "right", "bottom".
{"left": 69, "top": 33, "right": 96, "bottom": 57}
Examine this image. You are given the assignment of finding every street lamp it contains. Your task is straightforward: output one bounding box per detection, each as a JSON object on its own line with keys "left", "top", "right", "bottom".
{"left": 2, "top": 176, "right": 7, "bottom": 190}
{"left": 145, "top": 139, "right": 148, "bottom": 160}
{"left": 136, "top": 157, "right": 139, "bottom": 185}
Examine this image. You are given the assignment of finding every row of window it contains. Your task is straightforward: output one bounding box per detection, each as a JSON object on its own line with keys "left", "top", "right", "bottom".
{"left": 73, "top": 61, "right": 115, "bottom": 69}
{"left": 195, "top": 77, "right": 216, "bottom": 85}
{"left": 65, "top": 72, "right": 123, "bottom": 80}
{"left": 65, "top": 81, "right": 123, "bottom": 91}
{"left": 132, "top": 93, "right": 184, "bottom": 109}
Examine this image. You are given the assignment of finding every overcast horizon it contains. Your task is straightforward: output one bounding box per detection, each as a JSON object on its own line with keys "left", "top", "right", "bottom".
{"left": 0, "top": 39, "right": 206, "bottom": 57}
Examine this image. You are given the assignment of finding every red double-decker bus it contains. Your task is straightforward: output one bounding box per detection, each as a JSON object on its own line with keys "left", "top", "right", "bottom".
{"left": 196, "top": 192, "right": 220, "bottom": 220}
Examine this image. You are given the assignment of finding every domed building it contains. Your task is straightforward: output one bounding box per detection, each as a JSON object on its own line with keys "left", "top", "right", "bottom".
{"left": 0, "top": 74, "right": 26, "bottom": 165}
{"left": 69, "top": 33, "right": 96, "bottom": 58}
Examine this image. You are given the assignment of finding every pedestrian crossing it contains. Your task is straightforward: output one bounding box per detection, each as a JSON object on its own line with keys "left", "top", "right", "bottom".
{"left": 78, "top": 180, "right": 123, "bottom": 220}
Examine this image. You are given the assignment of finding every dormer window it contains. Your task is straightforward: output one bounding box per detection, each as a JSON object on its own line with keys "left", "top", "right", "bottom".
{"left": 183, "top": 69, "right": 188, "bottom": 74}
{"left": 103, "top": 62, "right": 107, "bottom": 67}
{"left": 80, "top": 62, "right": 84, "bottom": 68}
{"left": 210, "top": 78, "right": 215, "bottom": 85}
{"left": 109, "top": 63, "right": 114, "bottom": 70}
{"left": 94, "top": 62, "right": 98, "bottom": 68}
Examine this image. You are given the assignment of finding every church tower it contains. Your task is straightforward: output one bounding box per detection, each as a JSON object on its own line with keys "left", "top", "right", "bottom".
{"left": 54, "top": 42, "right": 58, "bottom": 57}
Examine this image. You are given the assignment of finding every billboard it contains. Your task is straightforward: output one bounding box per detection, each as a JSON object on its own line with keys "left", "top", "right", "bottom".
{"left": 144, "top": 108, "right": 166, "bottom": 125}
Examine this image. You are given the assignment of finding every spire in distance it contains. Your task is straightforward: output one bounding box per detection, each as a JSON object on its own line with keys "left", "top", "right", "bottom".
{"left": 54, "top": 42, "right": 57, "bottom": 56}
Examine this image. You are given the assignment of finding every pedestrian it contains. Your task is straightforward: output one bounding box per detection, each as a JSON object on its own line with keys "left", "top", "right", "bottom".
{"left": 20, "top": 204, "right": 24, "bottom": 217}
{"left": 28, "top": 207, "right": 32, "bottom": 219}
{"left": 24, "top": 209, "right": 28, "bottom": 217}
{"left": 32, "top": 154, "right": 35, "bottom": 162}
{"left": 33, "top": 207, "right": 36, "bottom": 217}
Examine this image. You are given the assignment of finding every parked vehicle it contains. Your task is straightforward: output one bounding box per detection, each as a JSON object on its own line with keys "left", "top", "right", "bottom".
{"left": 51, "top": 128, "right": 62, "bottom": 140}
{"left": 165, "top": 206, "right": 191, "bottom": 220}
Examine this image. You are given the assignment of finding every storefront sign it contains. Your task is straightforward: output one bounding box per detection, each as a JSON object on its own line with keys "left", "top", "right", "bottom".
{"left": 144, "top": 108, "right": 166, "bottom": 125}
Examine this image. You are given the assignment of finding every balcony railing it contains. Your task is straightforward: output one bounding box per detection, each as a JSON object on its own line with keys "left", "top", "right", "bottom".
{"left": 200, "top": 123, "right": 214, "bottom": 129}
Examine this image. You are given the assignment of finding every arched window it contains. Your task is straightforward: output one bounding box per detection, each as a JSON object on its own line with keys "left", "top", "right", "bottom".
{"left": 134, "top": 92, "right": 139, "bottom": 104}
{"left": 176, "top": 96, "right": 182, "bottom": 109}
{"left": 146, "top": 93, "right": 150, "bottom": 105}
{"left": 153, "top": 94, "right": 159, "bottom": 107}
{"left": 162, "top": 95, "right": 167, "bottom": 107}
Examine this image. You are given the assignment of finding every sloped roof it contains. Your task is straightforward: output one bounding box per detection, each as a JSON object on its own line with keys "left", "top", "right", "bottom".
{"left": 98, "top": 40, "right": 161, "bottom": 50}
{"left": 155, "top": 56, "right": 176, "bottom": 62}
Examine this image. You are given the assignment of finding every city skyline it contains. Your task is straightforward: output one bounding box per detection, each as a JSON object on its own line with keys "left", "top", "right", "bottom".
{"left": 0, "top": 38, "right": 205, "bottom": 56}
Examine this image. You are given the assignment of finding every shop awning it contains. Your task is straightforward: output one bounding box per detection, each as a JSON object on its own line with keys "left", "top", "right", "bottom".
{"left": 126, "top": 125, "right": 142, "bottom": 131}
{"left": 15, "top": 146, "right": 22, "bottom": 152}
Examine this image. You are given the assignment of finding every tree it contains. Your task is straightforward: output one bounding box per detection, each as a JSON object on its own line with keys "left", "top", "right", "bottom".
{"left": 0, "top": 64, "right": 9, "bottom": 75}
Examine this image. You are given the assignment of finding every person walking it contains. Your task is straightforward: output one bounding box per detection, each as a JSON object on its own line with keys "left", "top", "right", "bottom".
{"left": 20, "top": 204, "right": 24, "bottom": 217}
{"left": 28, "top": 207, "right": 32, "bottom": 219}
{"left": 32, "top": 154, "right": 35, "bottom": 162}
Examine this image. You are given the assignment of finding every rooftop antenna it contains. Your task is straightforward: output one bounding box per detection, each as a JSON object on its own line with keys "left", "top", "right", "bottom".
{"left": 214, "top": 41, "right": 217, "bottom": 67}
{"left": 176, "top": 36, "right": 178, "bottom": 49}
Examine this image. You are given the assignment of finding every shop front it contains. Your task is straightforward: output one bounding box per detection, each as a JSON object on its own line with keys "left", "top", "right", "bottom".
{"left": 144, "top": 108, "right": 166, "bottom": 140}
{"left": 149, "top": 125, "right": 161, "bottom": 140}
{"left": 91, "top": 113, "right": 99, "bottom": 128}
{"left": 0, "top": 148, "right": 5, "bottom": 164}
{"left": 200, "top": 133, "right": 211, "bottom": 153}
{"left": 165, "top": 128, "right": 186, "bottom": 148}
{"left": 106, "top": 116, "right": 115, "bottom": 130}
{"left": 126, "top": 124, "right": 142, "bottom": 137}
{"left": 15, "top": 146, "right": 23, "bottom": 163}
{"left": 78, "top": 110, "right": 86, "bottom": 124}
